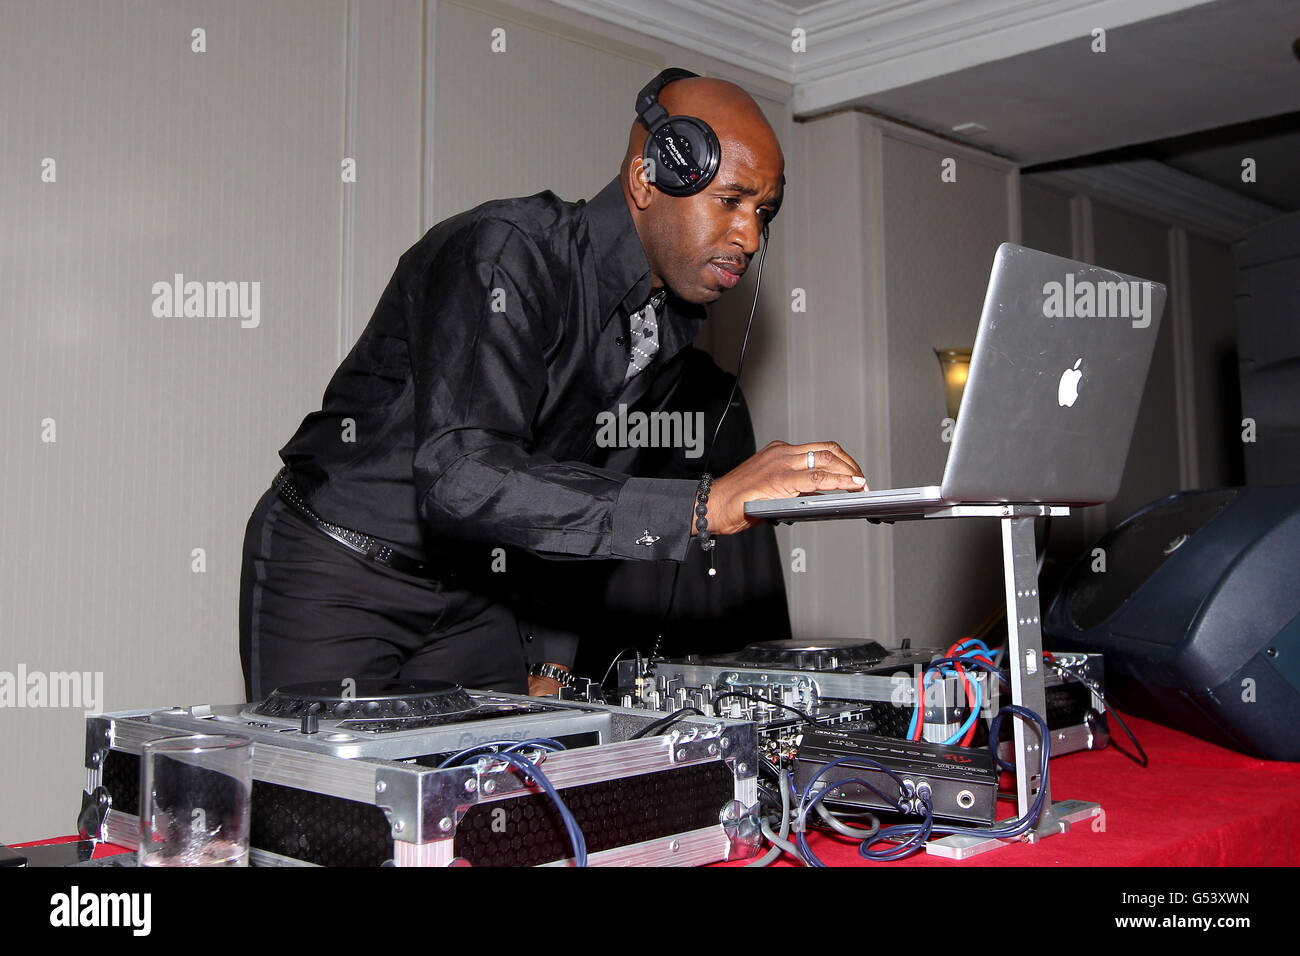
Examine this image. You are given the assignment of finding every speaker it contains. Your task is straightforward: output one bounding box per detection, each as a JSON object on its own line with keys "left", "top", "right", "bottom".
{"left": 1044, "top": 485, "right": 1300, "bottom": 760}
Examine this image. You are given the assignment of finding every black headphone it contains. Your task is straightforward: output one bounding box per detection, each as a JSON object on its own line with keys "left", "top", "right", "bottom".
{"left": 635, "top": 68, "right": 779, "bottom": 241}
{"left": 636, "top": 68, "right": 720, "bottom": 198}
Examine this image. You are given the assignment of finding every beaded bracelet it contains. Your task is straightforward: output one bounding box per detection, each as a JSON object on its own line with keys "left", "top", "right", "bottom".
{"left": 695, "top": 473, "right": 716, "bottom": 552}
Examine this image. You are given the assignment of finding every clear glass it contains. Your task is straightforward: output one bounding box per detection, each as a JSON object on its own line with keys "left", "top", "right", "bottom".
{"left": 138, "top": 734, "right": 253, "bottom": 867}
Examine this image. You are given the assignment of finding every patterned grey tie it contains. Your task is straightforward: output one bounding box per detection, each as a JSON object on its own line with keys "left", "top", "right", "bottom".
{"left": 625, "top": 291, "right": 665, "bottom": 382}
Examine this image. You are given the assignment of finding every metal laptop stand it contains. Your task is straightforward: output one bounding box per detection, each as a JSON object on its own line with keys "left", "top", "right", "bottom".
{"left": 786, "top": 502, "right": 1103, "bottom": 860}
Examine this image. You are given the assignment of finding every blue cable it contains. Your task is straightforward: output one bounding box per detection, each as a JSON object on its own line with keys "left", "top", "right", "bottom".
{"left": 792, "top": 756, "right": 909, "bottom": 867}
{"left": 906, "top": 668, "right": 947, "bottom": 740}
{"left": 909, "top": 644, "right": 997, "bottom": 741}
{"left": 452, "top": 749, "right": 588, "bottom": 867}
{"left": 859, "top": 801, "right": 935, "bottom": 861}
{"left": 940, "top": 647, "right": 999, "bottom": 744}
{"left": 504, "top": 737, "right": 566, "bottom": 754}
{"left": 940, "top": 673, "right": 980, "bottom": 745}
{"left": 795, "top": 777, "right": 901, "bottom": 866}
{"left": 437, "top": 737, "right": 566, "bottom": 769}
{"left": 952, "top": 638, "right": 993, "bottom": 656}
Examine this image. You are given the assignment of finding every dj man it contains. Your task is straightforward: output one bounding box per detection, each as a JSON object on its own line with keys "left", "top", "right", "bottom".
{"left": 239, "top": 69, "right": 867, "bottom": 701}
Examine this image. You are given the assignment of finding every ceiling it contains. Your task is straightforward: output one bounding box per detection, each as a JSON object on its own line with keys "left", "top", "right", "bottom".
{"left": 855, "top": 0, "right": 1300, "bottom": 167}
{"left": 1036, "top": 111, "right": 1300, "bottom": 212}
{"left": 549, "top": 0, "right": 1300, "bottom": 207}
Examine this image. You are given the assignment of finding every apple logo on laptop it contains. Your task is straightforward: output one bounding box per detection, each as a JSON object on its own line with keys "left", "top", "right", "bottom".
{"left": 1058, "top": 358, "right": 1083, "bottom": 407}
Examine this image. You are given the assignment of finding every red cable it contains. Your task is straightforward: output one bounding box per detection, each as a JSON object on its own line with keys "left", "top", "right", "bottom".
{"left": 946, "top": 639, "right": 994, "bottom": 747}
{"left": 913, "top": 670, "right": 926, "bottom": 740}
{"left": 918, "top": 640, "right": 997, "bottom": 746}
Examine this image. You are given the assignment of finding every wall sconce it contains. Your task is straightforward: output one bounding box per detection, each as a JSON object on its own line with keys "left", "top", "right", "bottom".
{"left": 934, "top": 348, "right": 972, "bottom": 420}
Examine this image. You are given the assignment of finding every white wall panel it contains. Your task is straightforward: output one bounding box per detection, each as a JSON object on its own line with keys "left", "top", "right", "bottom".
{"left": 432, "top": 0, "right": 659, "bottom": 221}
{"left": 785, "top": 112, "right": 893, "bottom": 645}
{"left": 350, "top": 0, "right": 425, "bottom": 354}
{"left": 880, "top": 132, "right": 1013, "bottom": 648}
{"left": 1, "top": 0, "right": 354, "bottom": 842}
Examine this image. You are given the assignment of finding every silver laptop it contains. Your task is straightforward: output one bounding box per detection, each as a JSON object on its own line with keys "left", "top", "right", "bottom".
{"left": 745, "top": 243, "right": 1167, "bottom": 521}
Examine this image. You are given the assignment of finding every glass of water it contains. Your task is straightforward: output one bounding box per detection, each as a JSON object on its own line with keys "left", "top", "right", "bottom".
{"left": 138, "top": 734, "right": 252, "bottom": 866}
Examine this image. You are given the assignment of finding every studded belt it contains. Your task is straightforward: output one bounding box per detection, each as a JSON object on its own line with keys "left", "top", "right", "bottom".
{"left": 271, "top": 468, "right": 436, "bottom": 579}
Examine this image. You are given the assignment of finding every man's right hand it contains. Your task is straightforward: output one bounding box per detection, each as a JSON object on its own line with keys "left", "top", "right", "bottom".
{"left": 695, "top": 440, "right": 868, "bottom": 536}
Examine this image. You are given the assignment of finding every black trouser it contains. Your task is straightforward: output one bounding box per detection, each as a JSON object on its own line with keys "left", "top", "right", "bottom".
{"left": 238, "top": 487, "right": 529, "bottom": 701}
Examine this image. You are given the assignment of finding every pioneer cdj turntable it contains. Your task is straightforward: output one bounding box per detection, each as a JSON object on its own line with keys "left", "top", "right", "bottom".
{"left": 80, "top": 680, "right": 761, "bottom": 867}
{"left": 220, "top": 678, "right": 610, "bottom": 759}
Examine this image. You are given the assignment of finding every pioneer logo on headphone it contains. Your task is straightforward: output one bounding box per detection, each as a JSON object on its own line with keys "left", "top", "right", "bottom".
{"left": 635, "top": 68, "right": 722, "bottom": 199}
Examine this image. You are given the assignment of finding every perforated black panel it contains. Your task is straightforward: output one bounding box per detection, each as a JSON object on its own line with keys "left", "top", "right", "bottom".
{"left": 453, "top": 762, "right": 735, "bottom": 866}
{"left": 101, "top": 749, "right": 394, "bottom": 866}
{"left": 859, "top": 702, "right": 916, "bottom": 739}
{"left": 249, "top": 781, "right": 393, "bottom": 867}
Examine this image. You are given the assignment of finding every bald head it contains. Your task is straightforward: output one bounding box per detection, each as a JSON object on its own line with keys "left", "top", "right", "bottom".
{"left": 621, "top": 76, "right": 785, "bottom": 304}
{"left": 620, "top": 77, "right": 783, "bottom": 186}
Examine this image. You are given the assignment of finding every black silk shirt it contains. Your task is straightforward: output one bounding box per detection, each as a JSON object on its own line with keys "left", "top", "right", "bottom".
{"left": 278, "top": 176, "right": 705, "bottom": 565}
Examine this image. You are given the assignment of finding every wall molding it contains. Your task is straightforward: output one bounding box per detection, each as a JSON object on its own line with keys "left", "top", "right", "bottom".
{"left": 547, "top": 0, "right": 1217, "bottom": 115}
{"left": 547, "top": 0, "right": 796, "bottom": 80}
{"left": 1027, "top": 159, "right": 1282, "bottom": 242}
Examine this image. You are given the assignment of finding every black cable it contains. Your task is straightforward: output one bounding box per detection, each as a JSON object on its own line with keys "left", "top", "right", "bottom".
{"left": 700, "top": 230, "right": 768, "bottom": 477}
{"left": 599, "top": 646, "right": 639, "bottom": 690}
{"left": 1050, "top": 659, "right": 1149, "bottom": 768}
{"left": 712, "top": 690, "right": 818, "bottom": 727}
{"left": 940, "top": 648, "right": 1142, "bottom": 768}
{"left": 648, "top": 561, "right": 682, "bottom": 660}
{"left": 628, "top": 706, "right": 704, "bottom": 740}
{"left": 649, "top": 230, "right": 770, "bottom": 660}
{"left": 930, "top": 648, "right": 1138, "bottom": 774}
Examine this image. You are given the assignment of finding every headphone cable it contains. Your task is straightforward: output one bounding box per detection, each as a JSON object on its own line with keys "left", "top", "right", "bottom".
{"left": 649, "top": 228, "right": 769, "bottom": 660}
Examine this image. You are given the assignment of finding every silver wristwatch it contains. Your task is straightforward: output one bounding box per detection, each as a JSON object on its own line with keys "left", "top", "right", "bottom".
{"left": 528, "top": 663, "right": 576, "bottom": 688}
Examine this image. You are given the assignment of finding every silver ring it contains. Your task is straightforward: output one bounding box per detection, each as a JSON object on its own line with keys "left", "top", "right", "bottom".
{"left": 807, "top": 451, "right": 816, "bottom": 470}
